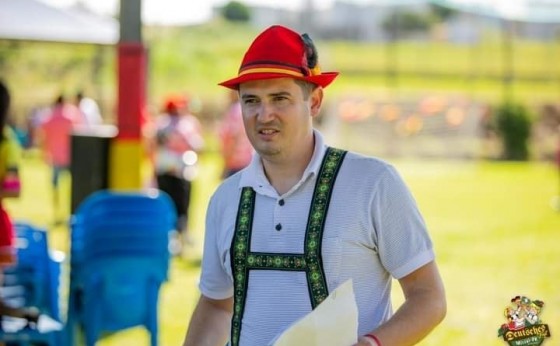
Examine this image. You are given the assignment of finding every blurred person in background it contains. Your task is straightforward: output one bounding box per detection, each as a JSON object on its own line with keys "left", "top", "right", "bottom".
{"left": 218, "top": 89, "right": 253, "bottom": 178}
{"left": 36, "top": 94, "right": 82, "bottom": 225}
{"left": 0, "top": 80, "right": 40, "bottom": 324}
{"left": 153, "top": 95, "right": 204, "bottom": 255}
{"left": 25, "top": 106, "right": 48, "bottom": 151}
{"left": 183, "top": 25, "right": 446, "bottom": 346}
{"left": 6, "top": 118, "right": 28, "bottom": 151}
{"left": 75, "top": 90, "right": 103, "bottom": 127}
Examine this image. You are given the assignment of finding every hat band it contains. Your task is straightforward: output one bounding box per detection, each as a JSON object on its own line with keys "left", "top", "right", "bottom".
{"left": 238, "top": 67, "right": 304, "bottom": 78}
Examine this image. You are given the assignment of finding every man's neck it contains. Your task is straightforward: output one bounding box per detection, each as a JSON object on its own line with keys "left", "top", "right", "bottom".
{"left": 261, "top": 140, "right": 315, "bottom": 196}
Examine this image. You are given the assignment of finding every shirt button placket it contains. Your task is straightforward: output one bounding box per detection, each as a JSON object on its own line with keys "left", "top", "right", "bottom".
{"left": 276, "top": 199, "right": 285, "bottom": 231}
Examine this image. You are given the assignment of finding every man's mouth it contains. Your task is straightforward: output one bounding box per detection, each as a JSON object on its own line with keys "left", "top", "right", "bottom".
{"left": 259, "top": 129, "right": 278, "bottom": 135}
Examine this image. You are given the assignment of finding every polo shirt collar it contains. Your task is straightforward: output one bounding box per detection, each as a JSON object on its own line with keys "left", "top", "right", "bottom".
{"left": 239, "top": 130, "right": 327, "bottom": 196}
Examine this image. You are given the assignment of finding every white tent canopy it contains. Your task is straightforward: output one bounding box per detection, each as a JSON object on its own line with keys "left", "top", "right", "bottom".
{"left": 0, "top": 0, "right": 118, "bottom": 44}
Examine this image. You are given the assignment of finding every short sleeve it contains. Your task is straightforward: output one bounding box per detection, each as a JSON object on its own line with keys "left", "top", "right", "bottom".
{"left": 370, "top": 165, "right": 434, "bottom": 279}
{"left": 198, "top": 195, "right": 234, "bottom": 299}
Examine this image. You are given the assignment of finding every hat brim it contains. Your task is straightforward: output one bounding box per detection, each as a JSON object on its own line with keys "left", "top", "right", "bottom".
{"left": 219, "top": 72, "right": 339, "bottom": 90}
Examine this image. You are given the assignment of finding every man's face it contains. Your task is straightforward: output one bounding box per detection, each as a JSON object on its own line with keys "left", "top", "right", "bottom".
{"left": 238, "top": 78, "right": 322, "bottom": 161}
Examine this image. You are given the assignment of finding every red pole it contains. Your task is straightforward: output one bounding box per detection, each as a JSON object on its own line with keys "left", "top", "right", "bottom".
{"left": 117, "top": 42, "right": 145, "bottom": 141}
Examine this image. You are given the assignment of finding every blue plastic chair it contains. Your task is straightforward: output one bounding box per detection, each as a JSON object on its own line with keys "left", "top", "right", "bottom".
{"left": 0, "top": 222, "right": 65, "bottom": 346}
{"left": 66, "top": 189, "right": 176, "bottom": 346}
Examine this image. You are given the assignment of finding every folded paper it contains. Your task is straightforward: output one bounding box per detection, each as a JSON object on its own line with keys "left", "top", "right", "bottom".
{"left": 272, "top": 279, "right": 358, "bottom": 346}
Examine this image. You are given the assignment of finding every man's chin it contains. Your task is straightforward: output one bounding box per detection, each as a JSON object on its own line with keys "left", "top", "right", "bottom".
{"left": 255, "top": 145, "right": 281, "bottom": 157}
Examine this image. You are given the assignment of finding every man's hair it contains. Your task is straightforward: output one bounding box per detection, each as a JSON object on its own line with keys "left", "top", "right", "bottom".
{"left": 294, "top": 79, "right": 318, "bottom": 100}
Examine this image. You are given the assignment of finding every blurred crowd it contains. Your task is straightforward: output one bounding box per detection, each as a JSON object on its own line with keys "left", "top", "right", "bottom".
{"left": 4, "top": 84, "right": 255, "bottom": 256}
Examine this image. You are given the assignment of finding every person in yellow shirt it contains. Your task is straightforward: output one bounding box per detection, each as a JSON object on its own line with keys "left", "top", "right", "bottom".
{"left": 0, "top": 80, "right": 39, "bottom": 324}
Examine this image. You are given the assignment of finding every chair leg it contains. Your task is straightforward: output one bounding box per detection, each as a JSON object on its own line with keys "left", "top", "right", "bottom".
{"left": 150, "top": 330, "right": 158, "bottom": 346}
{"left": 84, "top": 291, "right": 101, "bottom": 346}
{"left": 63, "top": 318, "right": 77, "bottom": 346}
{"left": 86, "top": 331, "right": 98, "bottom": 346}
{"left": 54, "top": 329, "right": 65, "bottom": 346}
{"left": 66, "top": 288, "right": 90, "bottom": 346}
{"left": 148, "top": 281, "right": 160, "bottom": 346}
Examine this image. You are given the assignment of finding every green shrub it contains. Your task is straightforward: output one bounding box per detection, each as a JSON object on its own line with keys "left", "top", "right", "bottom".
{"left": 494, "top": 102, "right": 533, "bottom": 160}
{"left": 221, "top": 1, "right": 251, "bottom": 22}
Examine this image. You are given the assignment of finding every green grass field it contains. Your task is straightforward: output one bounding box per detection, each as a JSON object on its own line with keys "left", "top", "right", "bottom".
{"left": 4, "top": 145, "right": 560, "bottom": 345}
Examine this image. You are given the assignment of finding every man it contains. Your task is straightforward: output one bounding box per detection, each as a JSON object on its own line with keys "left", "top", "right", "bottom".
{"left": 183, "top": 25, "right": 446, "bottom": 346}
{"left": 37, "top": 94, "right": 82, "bottom": 224}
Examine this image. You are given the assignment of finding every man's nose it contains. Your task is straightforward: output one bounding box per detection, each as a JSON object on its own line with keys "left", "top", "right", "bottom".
{"left": 256, "top": 102, "right": 275, "bottom": 122}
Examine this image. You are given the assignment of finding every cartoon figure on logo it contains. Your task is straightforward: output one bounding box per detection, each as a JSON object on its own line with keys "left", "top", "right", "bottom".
{"left": 525, "top": 303, "right": 541, "bottom": 325}
{"left": 498, "top": 296, "right": 550, "bottom": 346}
{"left": 504, "top": 306, "right": 525, "bottom": 331}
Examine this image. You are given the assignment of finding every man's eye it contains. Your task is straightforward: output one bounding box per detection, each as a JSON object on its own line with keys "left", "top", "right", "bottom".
{"left": 243, "top": 98, "right": 258, "bottom": 105}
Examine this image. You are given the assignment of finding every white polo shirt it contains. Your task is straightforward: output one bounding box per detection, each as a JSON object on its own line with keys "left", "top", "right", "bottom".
{"left": 199, "top": 130, "right": 434, "bottom": 346}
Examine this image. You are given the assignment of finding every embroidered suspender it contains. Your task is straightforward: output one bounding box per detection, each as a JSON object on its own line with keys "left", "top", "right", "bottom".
{"left": 230, "top": 147, "right": 347, "bottom": 346}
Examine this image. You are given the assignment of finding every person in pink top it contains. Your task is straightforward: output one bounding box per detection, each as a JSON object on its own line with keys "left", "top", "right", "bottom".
{"left": 37, "top": 94, "right": 82, "bottom": 224}
{"left": 218, "top": 90, "right": 253, "bottom": 178}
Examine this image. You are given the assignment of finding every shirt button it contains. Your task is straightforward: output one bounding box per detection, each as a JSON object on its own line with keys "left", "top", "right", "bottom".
{"left": 278, "top": 199, "right": 285, "bottom": 206}
{"left": 275, "top": 223, "right": 282, "bottom": 231}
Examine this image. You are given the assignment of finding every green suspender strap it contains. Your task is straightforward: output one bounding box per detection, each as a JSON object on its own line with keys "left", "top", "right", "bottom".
{"left": 229, "top": 147, "right": 347, "bottom": 346}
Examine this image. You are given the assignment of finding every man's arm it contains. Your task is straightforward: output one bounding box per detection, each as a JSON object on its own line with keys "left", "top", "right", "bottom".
{"left": 356, "top": 261, "right": 446, "bottom": 346}
{"left": 183, "top": 294, "right": 233, "bottom": 346}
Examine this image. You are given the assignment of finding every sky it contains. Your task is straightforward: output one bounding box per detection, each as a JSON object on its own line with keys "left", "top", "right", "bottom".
{"left": 38, "top": 0, "right": 342, "bottom": 25}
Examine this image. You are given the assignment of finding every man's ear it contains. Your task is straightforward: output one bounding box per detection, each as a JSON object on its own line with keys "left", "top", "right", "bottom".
{"left": 310, "top": 87, "right": 323, "bottom": 118}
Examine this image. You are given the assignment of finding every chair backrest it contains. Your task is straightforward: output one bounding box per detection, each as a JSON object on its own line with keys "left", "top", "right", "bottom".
{"left": 72, "top": 189, "right": 176, "bottom": 226}
{"left": 0, "top": 222, "right": 64, "bottom": 346}
{"left": 2, "top": 222, "right": 60, "bottom": 319}
{"left": 71, "top": 188, "right": 175, "bottom": 230}
{"left": 70, "top": 189, "right": 175, "bottom": 272}
{"left": 67, "top": 189, "right": 176, "bottom": 345}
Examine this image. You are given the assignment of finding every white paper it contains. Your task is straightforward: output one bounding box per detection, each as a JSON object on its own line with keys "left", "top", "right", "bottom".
{"left": 272, "top": 279, "right": 358, "bottom": 346}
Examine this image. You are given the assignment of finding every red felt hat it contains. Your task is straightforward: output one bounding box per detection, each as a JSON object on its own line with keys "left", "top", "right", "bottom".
{"left": 219, "top": 25, "right": 339, "bottom": 90}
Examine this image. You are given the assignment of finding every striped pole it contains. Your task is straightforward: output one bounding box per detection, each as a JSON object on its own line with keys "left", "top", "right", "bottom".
{"left": 110, "top": 0, "right": 145, "bottom": 189}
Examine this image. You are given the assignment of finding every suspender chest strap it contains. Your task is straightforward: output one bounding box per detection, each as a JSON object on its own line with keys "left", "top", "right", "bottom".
{"left": 229, "top": 147, "right": 347, "bottom": 346}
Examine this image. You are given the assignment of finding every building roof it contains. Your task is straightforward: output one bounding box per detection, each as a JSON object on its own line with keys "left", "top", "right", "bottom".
{"left": 0, "top": 0, "right": 118, "bottom": 44}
